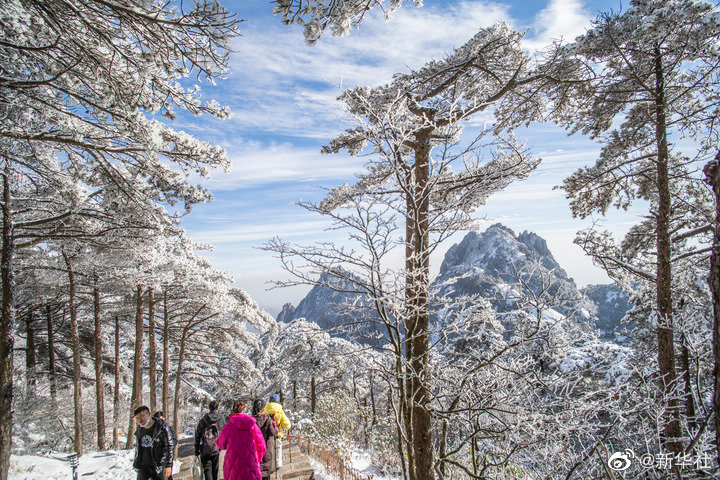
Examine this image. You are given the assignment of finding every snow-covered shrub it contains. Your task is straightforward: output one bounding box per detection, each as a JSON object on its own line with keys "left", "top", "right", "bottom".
{"left": 306, "top": 391, "right": 371, "bottom": 455}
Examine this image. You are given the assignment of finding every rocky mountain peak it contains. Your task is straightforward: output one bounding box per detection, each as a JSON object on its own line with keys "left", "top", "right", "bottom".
{"left": 439, "top": 223, "right": 567, "bottom": 282}
{"left": 276, "top": 303, "right": 295, "bottom": 323}
{"left": 282, "top": 224, "right": 631, "bottom": 343}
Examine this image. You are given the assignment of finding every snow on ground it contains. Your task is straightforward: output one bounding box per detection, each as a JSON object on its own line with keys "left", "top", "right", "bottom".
{"left": 308, "top": 450, "right": 400, "bottom": 480}
{"left": 309, "top": 459, "right": 335, "bottom": 480}
{"left": 349, "top": 450, "right": 401, "bottom": 480}
{"left": 10, "top": 450, "right": 181, "bottom": 480}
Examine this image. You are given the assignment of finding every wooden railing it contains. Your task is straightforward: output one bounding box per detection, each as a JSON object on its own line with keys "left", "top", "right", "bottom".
{"left": 291, "top": 433, "right": 374, "bottom": 480}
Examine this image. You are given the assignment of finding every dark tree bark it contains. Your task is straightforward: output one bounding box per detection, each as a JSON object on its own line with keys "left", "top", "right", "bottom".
{"left": 126, "top": 285, "right": 143, "bottom": 449}
{"left": 162, "top": 291, "right": 169, "bottom": 419}
{"left": 25, "top": 310, "right": 36, "bottom": 400}
{"left": 62, "top": 249, "right": 83, "bottom": 456}
{"left": 703, "top": 155, "right": 720, "bottom": 466}
{"left": 169, "top": 306, "right": 213, "bottom": 451}
{"left": 369, "top": 374, "right": 376, "bottom": 426}
{"left": 172, "top": 327, "right": 188, "bottom": 444}
{"left": 46, "top": 305, "right": 57, "bottom": 405}
{"left": 653, "top": 46, "right": 681, "bottom": 454}
{"left": 93, "top": 279, "right": 106, "bottom": 450}
{"left": 405, "top": 130, "right": 433, "bottom": 480}
{"left": 439, "top": 420, "right": 448, "bottom": 479}
{"left": 404, "top": 177, "right": 417, "bottom": 480}
{"left": 680, "top": 333, "right": 697, "bottom": 431}
{"left": 0, "top": 169, "right": 15, "bottom": 480}
{"left": 311, "top": 376, "right": 316, "bottom": 414}
{"left": 147, "top": 287, "right": 156, "bottom": 413}
{"left": 113, "top": 315, "right": 120, "bottom": 450}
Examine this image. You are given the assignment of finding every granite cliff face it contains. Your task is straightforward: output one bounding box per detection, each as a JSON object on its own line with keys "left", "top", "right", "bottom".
{"left": 278, "top": 224, "right": 631, "bottom": 342}
{"left": 582, "top": 284, "right": 632, "bottom": 335}
{"left": 276, "top": 303, "right": 295, "bottom": 323}
{"left": 280, "top": 269, "right": 385, "bottom": 344}
{"left": 435, "top": 224, "right": 593, "bottom": 320}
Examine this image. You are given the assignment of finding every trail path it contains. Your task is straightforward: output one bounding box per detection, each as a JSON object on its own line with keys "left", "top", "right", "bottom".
{"left": 173, "top": 437, "right": 314, "bottom": 480}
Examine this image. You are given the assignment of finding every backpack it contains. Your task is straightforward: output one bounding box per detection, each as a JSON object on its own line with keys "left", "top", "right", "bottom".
{"left": 201, "top": 421, "right": 220, "bottom": 455}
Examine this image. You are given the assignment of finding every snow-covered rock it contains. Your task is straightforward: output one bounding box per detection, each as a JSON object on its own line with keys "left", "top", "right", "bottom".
{"left": 282, "top": 224, "right": 631, "bottom": 343}
{"left": 581, "top": 283, "right": 632, "bottom": 336}
{"left": 277, "top": 268, "right": 385, "bottom": 345}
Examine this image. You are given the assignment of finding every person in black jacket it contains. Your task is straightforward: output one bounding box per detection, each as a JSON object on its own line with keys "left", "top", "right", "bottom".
{"left": 194, "top": 400, "right": 225, "bottom": 480}
{"left": 153, "top": 411, "right": 175, "bottom": 480}
{"left": 132, "top": 405, "right": 175, "bottom": 480}
{"left": 252, "top": 399, "right": 279, "bottom": 480}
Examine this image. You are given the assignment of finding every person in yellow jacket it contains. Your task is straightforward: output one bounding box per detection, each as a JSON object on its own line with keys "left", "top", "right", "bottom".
{"left": 263, "top": 394, "right": 291, "bottom": 467}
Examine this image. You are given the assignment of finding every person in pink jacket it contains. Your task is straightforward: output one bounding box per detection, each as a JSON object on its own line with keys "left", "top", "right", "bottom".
{"left": 216, "top": 401, "right": 266, "bottom": 480}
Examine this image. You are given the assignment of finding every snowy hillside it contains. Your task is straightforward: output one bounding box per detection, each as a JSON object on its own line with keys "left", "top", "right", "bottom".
{"left": 277, "top": 269, "right": 385, "bottom": 345}
{"left": 582, "top": 283, "right": 632, "bottom": 336}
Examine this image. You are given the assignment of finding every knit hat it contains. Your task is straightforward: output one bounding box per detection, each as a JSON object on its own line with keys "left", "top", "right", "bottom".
{"left": 269, "top": 393, "right": 280, "bottom": 403}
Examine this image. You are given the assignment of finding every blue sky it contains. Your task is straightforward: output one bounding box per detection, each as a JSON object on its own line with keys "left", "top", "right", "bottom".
{"left": 176, "top": 0, "right": 644, "bottom": 316}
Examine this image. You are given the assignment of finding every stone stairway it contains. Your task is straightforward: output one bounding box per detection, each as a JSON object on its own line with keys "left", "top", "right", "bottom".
{"left": 173, "top": 437, "right": 314, "bottom": 480}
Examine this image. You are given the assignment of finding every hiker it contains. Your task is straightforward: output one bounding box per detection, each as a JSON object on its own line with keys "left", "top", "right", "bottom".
{"left": 252, "top": 399, "right": 279, "bottom": 480}
{"left": 153, "top": 411, "right": 176, "bottom": 480}
{"left": 217, "top": 400, "right": 266, "bottom": 480}
{"left": 154, "top": 411, "right": 177, "bottom": 445}
{"left": 194, "top": 400, "right": 225, "bottom": 480}
{"left": 262, "top": 394, "right": 291, "bottom": 467}
{"left": 132, "top": 405, "right": 175, "bottom": 480}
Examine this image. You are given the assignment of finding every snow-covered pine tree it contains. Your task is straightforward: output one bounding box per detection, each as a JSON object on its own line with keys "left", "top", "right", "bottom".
{"left": 267, "top": 23, "right": 546, "bottom": 480}
{"left": 545, "top": 0, "right": 720, "bottom": 459}
{"left": 0, "top": 0, "right": 238, "bottom": 474}
{"left": 272, "top": 0, "right": 420, "bottom": 45}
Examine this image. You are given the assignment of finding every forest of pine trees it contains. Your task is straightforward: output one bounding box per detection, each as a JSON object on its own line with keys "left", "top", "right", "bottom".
{"left": 3, "top": 0, "right": 720, "bottom": 479}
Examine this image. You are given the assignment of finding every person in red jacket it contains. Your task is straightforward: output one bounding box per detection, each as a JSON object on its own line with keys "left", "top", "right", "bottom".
{"left": 216, "top": 401, "right": 266, "bottom": 480}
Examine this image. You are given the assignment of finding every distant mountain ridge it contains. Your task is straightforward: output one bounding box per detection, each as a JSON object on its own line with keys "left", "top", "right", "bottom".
{"left": 282, "top": 269, "right": 385, "bottom": 344}
{"left": 278, "top": 224, "right": 631, "bottom": 341}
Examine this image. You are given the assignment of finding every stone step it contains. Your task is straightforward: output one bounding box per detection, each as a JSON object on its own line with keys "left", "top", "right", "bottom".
{"left": 172, "top": 436, "right": 315, "bottom": 480}
{"left": 278, "top": 460, "right": 314, "bottom": 480}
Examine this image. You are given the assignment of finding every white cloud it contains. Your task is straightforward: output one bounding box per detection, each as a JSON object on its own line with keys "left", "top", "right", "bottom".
{"left": 190, "top": 218, "right": 335, "bottom": 244}
{"left": 199, "top": 141, "right": 365, "bottom": 189}
{"left": 523, "top": 0, "right": 594, "bottom": 52}
{"left": 222, "top": 1, "right": 512, "bottom": 138}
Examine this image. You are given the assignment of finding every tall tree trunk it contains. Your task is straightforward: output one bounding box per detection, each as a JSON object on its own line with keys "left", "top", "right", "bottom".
{"left": 653, "top": 46, "right": 681, "bottom": 454}
{"left": 126, "top": 285, "right": 143, "bottom": 449}
{"left": 403, "top": 160, "right": 417, "bottom": 480}
{"left": 311, "top": 376, "right": 316, "bottom": 413}
{"left": 93, "top": 280, "right": 106, "bottom": 450}
{"left": 113, "top": 315, "right": 120, "bottom": 450}
{"left": 406, "top": 131, "right": 433, "bottom": 480}
{"left": 62, "top": 250, "right": 83, "bottom": 456}
{"left": 394, "top": 386, "right": 409, "bottom": 480}
{"left": 680, "top": 333, "right": 697, "bottom": 431}
{"left": 0, "top": 169, "right": 15, "bottom": 480}
{"left": 439, "top": 420, "right": 448, "bottom": 479}
{"left": 172, "top": 327, "right": 188, "bottom": 446}
{"left": 399, "top": 354, "right": 414, "bottom": 480}
{"left": 703, "top": 155, "right": 720, "bottom": 466}
{"left": 46, "top": 305, "right": 57, "bottom": 405}
{"left": 25, "top": 310, "right": 36, "bottom": 401}
{"left": 147, "top": 287, "right": 156, "bottom": 413}
{"left": 369, "top": 374, "right": 376, "bottom": 427}
{"left": 148, "top": 287, "right": 157, "bottom": 413}
{"left": 162, "top": 291, "right": 169, "bottom": 419}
